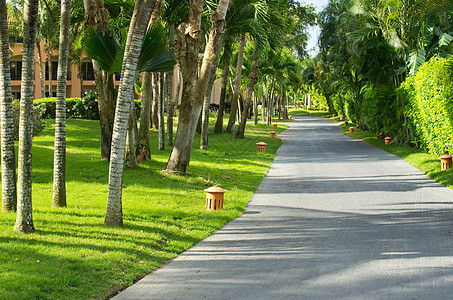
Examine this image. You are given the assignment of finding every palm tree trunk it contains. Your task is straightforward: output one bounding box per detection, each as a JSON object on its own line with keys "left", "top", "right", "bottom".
{"left": 36, "top": 41, "right": 45, "bottom": 98}
{"left": 261, "top": 94, "right": 266, "bottom": 123}
{"left": 15, "top": 0, "right": 39, "bottom": 233}
{"left": 165, "top": 1, "right": 207, "bottom": 174}
{"left": 166, "top": 0, "right": 230, "bottom": 173}
{"left": 151, "top": 72, "right": 159, "bottom": 129}
{"left": 105, "top": 0, "right": 156, "bottom": 227}
{"left": 200, "top": 64, "right": 217, "bottom": 149}
{"left": 213, "top": 53, "right": 230, "bottom": 134}
{"left": 83, "top": 0, "right": 115, "bottom": 161}
{"left": 125, "top": 102, "right": 138, "bottom": 168}
{"left": 52, "top": 0, "right": 70, "bottom": 207}
{"left": 0, "top": 0, "right": 17, "bottom": 212}
{"left": 226, "top": 33, "right": 245, "bottom": 134}
{"left": 236, "top": 58, "right": 258, "bottom": 139}
{"left": 137, "top": 71, "right": 152, "bottom": 160}
{"left": 158, "top": 72, "right": 165, "bottom": 150}
{"left": 166, "top": 70, "right": 173, "bottom": 146}
{"left": 253, "top": 92, "right": 258, "bottom": 125}
{"left": 47, "top": 52, "right": 52, "bottom": 97}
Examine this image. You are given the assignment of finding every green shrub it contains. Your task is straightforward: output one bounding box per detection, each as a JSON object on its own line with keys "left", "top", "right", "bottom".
{"left": 309, "top": 85, "right": 328, "bottom": 110}
{"left": 12, "top": 99, "right": 47, "bottom": 139}
{"left": 401, "top": 57, "right": 453, "bottom": 155}
{"left": 331, "top": 93, "right": 345, "bottom": 116}
{"left": 34, "top": 93, "right": 142, "bottom": 120}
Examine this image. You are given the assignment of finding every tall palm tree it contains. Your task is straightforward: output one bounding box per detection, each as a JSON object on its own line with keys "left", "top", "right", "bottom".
{"left": 105, "top": 0, "right": 156, "bottom": 226}
{"left": 165, "top": 0, "right": 230, "bottom": 174}
{"left": 213, "top": 0, "right": 269, "bottom": 134}
{"left": 14, "top": 0, "right": 39, "bottom": 233}
{"left": 0, "top": 0, "right": 17, "bottom": 212}
{"left": 52, "top": 0, "right": 71, "bottom": 207}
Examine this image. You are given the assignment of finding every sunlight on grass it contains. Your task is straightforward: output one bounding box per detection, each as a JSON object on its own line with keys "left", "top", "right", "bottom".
{"left": 0, "top": 117, "right": 287, "bottom": 299}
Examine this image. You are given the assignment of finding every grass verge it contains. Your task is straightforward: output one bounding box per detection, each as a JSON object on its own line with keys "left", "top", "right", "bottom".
{"left": 0, "top": 117, "right": 286, "bottom": 299}
{"left": 289, "top": 108, "right": 453, "bottom": 189}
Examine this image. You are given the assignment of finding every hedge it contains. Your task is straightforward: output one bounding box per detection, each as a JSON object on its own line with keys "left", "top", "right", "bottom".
{"left": 401, "top": 57, "right": 453, "bottom": 155}
{"left": 34, "top": 92, "right": 142, "bottom": 120}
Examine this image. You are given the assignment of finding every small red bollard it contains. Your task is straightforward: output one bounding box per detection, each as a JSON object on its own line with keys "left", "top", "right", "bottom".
{"left": 340, "top": 115, "right": 344, "bottom": 120}
{"left": 273, "top": 124, "right": 277, "bottom": 129}
{"left": 307, "top": 112, "right": 310, "bottom": 115}
{"left": 205, "top": 185, "right": 227, "bottom": 210}
{"left": 440, "top": 154, "right": 452, "bottom": 171}
{"left": 256, "top": 141, "right": 267, "bottom": 153}
{"left": 270, "top": 131, "right": 276, "bottom": 138}
{"left": 332, "top": 114, "right": 336, "bottom": 118}
{"left": 349, "top": 127, "right": 354, "bottom": 133}
{"left": 384, "top": 137, "right": 392, "bottom": 145}
{"left": 344, "top": 121, "right": 348, "bottom": 126}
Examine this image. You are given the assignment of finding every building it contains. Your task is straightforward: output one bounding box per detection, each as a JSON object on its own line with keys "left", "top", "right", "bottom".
{"left": 9, "top": 41, "right": 221, "bottom": 105}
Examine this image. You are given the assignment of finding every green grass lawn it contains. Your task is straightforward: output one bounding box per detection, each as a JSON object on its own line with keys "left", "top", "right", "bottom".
{"left": 0, "top": 116, "right": 286, "bottom": 299}
{"left": 289, "top": 108, "right": 453, "bottom": 189}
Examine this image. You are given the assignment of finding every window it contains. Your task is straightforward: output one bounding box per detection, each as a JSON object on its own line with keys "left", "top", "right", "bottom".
{"left": 45, "top": 91, "right": 57, "bottom": 98}
{"left": 9, "top": 35, "right": 23, "bottom": 44}
{"left": 115, "top": 74, "right": 121, "bottom": 81}
{"left": 45, "top": 62, "right": 71, "bottom": 80}
{"left": 82, "top": 62, "right": 95, "bottom": 81}
{"left": 10, "top": 61, "right": 21, "bottom": 80}
{"left": 11, "top": 91, "right": 21, "bottom": 100}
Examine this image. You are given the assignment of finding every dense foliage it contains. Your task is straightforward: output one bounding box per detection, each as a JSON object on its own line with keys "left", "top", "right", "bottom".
{"left": 306, "top": 0, "right": 453, "bottom": 154}
{"left": 34, "top": 92, "right": 142, "bottom": 120}
{"left": 401, "top": 57, "right": 453, "bottom": 155}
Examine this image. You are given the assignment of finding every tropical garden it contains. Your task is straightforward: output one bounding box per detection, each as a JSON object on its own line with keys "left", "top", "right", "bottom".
{"left": 2, "top": 0, "right": 453, "bottom": 297}
{"left": 0, "top": 0, "right": 316, "bottom": 298}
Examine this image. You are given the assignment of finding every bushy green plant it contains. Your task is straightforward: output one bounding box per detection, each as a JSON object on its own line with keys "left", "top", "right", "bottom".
{"left": 331, "top": 93, "right": 345, "bottom": 116}
{"left": 12, "top": 99, "right": 47, "bottom": 139}
{"left": 72, "top": 91, "right": 99, "bottom": 119}
{"left": 34, "top": 94, "right": 142, "bottom": 120}
{"left": 401, "top": 57, "right": 453, "bottom": 155}
{"left": 309, "top": 86, "right": 328, "bottom": 110}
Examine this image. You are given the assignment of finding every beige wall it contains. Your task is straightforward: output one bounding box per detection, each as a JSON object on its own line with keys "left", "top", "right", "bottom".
{"left": 10, "top": 42, "right": 220, "bottom": 104}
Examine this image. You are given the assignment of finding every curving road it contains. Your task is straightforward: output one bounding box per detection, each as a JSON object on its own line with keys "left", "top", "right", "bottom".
{"left": 113, "top": 115, "right": 453, "bottom": 299}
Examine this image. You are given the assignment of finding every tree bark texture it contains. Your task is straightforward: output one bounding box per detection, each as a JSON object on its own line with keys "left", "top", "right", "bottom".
{"left": 0, "top": 0, "right": 17, "bottom": 212}
{"left": 36, "top": 42, "right": 45, "bottom": 98}
{"left": 47, "top": 53, "right": 52, "bottom": 96}
{"left": 253, "top": 92, "right": 258, "bottom": 125}
{"left": 226, "top": 33, "right": 245, "bottom": 134}
{"left": 213, "top": 53, "right": 230, "bottom": 134}
{"left": 164, "top": 1, "right": 205, "bottom": 174}
{"left": 236, "top": 58, "right": 258, "bottom": 139}
{"left": 137, "top": 71, "right": 152, "bottom": 160}
{"left": 125, "top": 103, "right": 138, "bottom": 168}
{"left": 166, "top": 0, "right": 230, "bottom": 173}
{"left": 52, "top": 0, "right": 70, "bottom": 207}
{"left": 83, "top": 0, "right": 115, "bottom": 161}
{"left": 158, "top": 72, "right": 165, "bottom": 150}
{"left": 200, "top": 64, "right": 217, "bottom": 149}
{"left": 151, "top": 72, "right": 159, "bottom": 130}
{"left": 105, "top": 0, "right": 156, "bottom": 227}
{"left": 166, "top": 70, "right": 173, "bottom": 146}
{"left": 15, "top": 0, "right": 39, "bottom": 233}
{"left": 261, "top": 94, "right": 266, "bottom": 123}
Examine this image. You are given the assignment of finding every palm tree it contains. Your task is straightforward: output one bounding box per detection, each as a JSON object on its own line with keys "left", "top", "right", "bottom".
{"left": 225, "top": 33, "right": 246, "bottom": 134}
{"left": 52, "top": 0, "right": 71, "bottom": 207}
{"left": 83, "top": 0, "right": 114, "bottom": 161}
{"left": 84, "top": 22, "right": 177, "bottom": 164}
{"left": 165, "top": 0, "right": 230, "bottom": 174}
{"left": 105, "top": 0, "right": 158, "bottom": 226}
{"left": 213, "top": 0, "right": 269, "bottom": 134}
{"left": 14, "top": 0, "right": 39, "bottom": 233}
{"left": 0, "top": 0, "right": 17, "bottom": 212}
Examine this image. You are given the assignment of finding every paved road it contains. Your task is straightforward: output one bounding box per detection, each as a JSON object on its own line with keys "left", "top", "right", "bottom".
{"left": 113, "top": 116, "right": 453, "bottom": 299}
